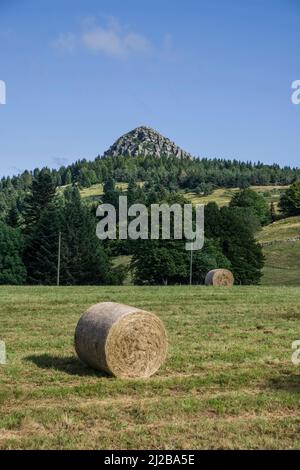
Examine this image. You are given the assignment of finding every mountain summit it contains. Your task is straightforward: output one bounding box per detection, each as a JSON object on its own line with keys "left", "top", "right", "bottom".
{"left": 104, "top": 126, "right": 192, "bottom": 159}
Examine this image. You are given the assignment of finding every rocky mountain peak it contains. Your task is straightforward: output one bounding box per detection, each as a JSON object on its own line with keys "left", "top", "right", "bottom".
{"left": 104, "top": 126, "right": 192, "bottom": 159}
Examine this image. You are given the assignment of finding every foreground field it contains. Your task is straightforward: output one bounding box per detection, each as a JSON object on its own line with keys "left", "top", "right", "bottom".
{"left": 1, "top": 286, "right": 300, "bottom": 450}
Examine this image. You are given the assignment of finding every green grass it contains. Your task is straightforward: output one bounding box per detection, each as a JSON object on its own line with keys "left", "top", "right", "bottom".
{"left": 257, "top": 217, "right": 300, "bottom": 244}
{"left": 112, "top": 255, "right": 133, "bottom": 285}
{"left": 261, "top": 242, "right": 300, "bottom": 286}
{"left": 185, "top": 186, "right": 288, "bottom": 208}
{"left": 80, "top": 182, "right": 144, "bottom": 200}
{"left": 185, "top": 188, "right": 237, "bottom": 206}
{"left": 257, "top": 216, "right": 300, "bottom": 286}
{"left": 1, "top": 286, "right": 300, "bottom": 449}
{"left": 80, "top": 182, "right": 129, "bottom": 200}
{"left": 80, "top": 183, "right": 104, "bottom": 199}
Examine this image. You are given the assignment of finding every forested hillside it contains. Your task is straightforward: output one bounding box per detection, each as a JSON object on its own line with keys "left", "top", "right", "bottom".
{"left": 1, "top": 127, "right": 300, "bottom": 221}
{"left": 1, "top": 127, "right": 299, "bottom": 287}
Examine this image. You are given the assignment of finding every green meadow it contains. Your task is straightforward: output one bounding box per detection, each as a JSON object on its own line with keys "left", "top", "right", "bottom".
{"left": 1, "top": 285, "right": 300, "bottom": 449}
{"left": 257, "top": 217, "right": 300, "bottom": 286}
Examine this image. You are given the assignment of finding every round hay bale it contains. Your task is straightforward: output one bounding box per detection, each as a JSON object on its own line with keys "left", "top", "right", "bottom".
{"left": 205, "top": 269, "right": 234, "bottom": 287}
{"left": 74, "top": 302, "right": 168, "bottom": 378}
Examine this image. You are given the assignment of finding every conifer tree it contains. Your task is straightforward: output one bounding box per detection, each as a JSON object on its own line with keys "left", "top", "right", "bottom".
{"left": 0, "top": 222, "right": 26, "bottom": 285}
{"left": 23, "top": 170, "right": 56, "bottom": 233}
{"left": 24, "top": 201, "right": 62, "bottom": 284}
{"left": 279, "top": 180, "right": 300, "bottom": 216}
{"left": 6, "top": 205, "right": 20, "bottom": 228}
{"left": 60, "top": 186, "right": 111, "bottom": 285}
{"left": 102, "top": 176, "right": 120, "bottom": 207}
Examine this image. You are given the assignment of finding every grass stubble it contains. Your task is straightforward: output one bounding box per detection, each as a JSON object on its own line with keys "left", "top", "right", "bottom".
{"left": 0, "top": 285, "right": 300, "bottom": 449}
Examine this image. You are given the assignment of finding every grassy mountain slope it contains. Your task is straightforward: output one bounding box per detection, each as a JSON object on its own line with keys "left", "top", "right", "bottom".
{"left": 257, "top": 217, "right": 300, "bottom": 244}
{"left": 257, "top": 217, "right": 300, "bottom": 286}
{"left": 186, "top": 186, "right": 288, "bottom": 208}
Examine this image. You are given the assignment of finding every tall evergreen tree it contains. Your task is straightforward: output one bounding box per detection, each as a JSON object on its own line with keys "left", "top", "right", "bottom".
{"left": 24, "top": 201, "right": 62, "bottom": 284}
{"left": 60, "top": 186, "right": 111, "bottom": 285}
{"left": 279, "top": 180, "right": 300, "bottom": 216}
{"left": 6, "top": 205, "right": 20, "bottom": 228}
{"left": 204, "top": 202, "right": 222, "bottom": 239}
{"left": 22, "top": 171, "right": 58, "bottom": 283}
{"left": 65, "top": 169, "right": 72, "bottom": 185}
{"left": 0, "top": 222, "right": 26, "bottom": 285}
{"left": 23, "top": 170, "right": 56, "bottom": 232}
{"left": 102, "top": 176, "right": 120, "bottom": 207}
{"left": 127, "top": 178, "right": 140, "bottom": 206}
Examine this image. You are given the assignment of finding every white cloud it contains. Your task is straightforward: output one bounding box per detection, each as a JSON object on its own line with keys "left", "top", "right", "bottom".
{"left": 53, "top": 33, "right": 77, "bottom": 53}
{"left": 54, "top": 17, "right": 151, "bottom": 59}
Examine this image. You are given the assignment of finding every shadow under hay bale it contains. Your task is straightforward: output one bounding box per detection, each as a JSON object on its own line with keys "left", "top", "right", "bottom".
{"left": 205, "top": 268, "right": 234, "bottom": 286}
{"left": 75, "top": 302, "right": 168, "bottom": 379}
{"left": 25, "top": 354, "right": 108, "bottom": 377}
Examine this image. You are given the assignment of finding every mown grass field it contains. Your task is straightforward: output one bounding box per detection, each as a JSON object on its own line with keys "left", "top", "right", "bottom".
{"left": 1, "top": 286, "right": 300, "bottom": 450}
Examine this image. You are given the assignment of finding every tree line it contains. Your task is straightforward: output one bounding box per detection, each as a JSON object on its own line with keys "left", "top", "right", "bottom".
{"left": 1, "top": 162, "right": 299, "bottom": 286}
{"left": 1, "top": 152, "right": 300, "bottom": 222}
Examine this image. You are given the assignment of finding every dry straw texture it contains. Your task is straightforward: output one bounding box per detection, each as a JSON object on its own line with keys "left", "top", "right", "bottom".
{"left": 75, "top": 302, "right": 168, "bottom": 378}
{"left": 205, "top": 269, "right": 234, "bottom": 286}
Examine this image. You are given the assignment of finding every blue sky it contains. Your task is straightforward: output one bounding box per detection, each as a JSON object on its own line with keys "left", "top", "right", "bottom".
{"left": 0, "top": 0, "right": 299, "bottom": 177}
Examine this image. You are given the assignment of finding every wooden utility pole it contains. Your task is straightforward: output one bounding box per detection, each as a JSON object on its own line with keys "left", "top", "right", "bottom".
{"left": 57, "top": 231, "right": 61, "bottom": 286}
{"left": 189, "top": 244, "right": 193, "bottom": 286}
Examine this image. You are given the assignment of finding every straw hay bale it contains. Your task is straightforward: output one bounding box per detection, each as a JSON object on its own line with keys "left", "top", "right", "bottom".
{"left": 205, "top": 269, "right": 234, "bottom": 286}
{"left": 75, "top": 302, "right": 167, "bottom": 378}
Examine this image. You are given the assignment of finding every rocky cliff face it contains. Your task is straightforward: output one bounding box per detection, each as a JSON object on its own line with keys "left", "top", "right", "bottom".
{"left": 104, "top": 126, "right": 192, "bottom": 159}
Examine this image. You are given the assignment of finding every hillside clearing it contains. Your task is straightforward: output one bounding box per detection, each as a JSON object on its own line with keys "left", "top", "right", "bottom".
{"left": 79, "top": 184, "right": 289, "bottom": 206}
{"left": 185, "top": 186, "right": 288, "bottom": 208}
{"left": 261, "top": 241, "right": 300, "bottom": 286}
{"left": 1, "top": 286, "right": 300, "bottom": 449}
{"left": 257, "top": 216, "right": 300, "bottom": 286}
{"left": 80, "top": 182, "right": 143, "bottom": 200}
{"left": 257, "top": 217, "right": 300, "bottom": 244}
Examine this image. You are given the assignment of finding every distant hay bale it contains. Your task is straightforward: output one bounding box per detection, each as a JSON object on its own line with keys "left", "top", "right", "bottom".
{"left": 75, "top": 302, "right": 168, "bottom": 378}
{"left": 205, "top": 269, "right": 234, "bottom": 287}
